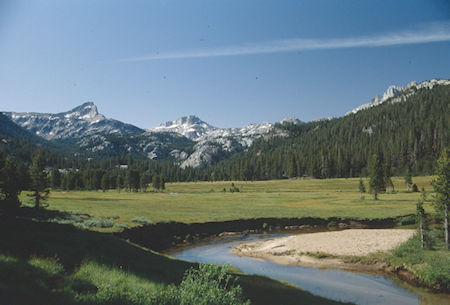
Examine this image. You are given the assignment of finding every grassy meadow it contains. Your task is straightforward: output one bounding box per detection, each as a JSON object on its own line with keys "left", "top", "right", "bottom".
{"left": 3, "top": 176, "right": 447, "bottom": 304}
{"left": 24, "top": 176, "right": 436, "bottom": 231}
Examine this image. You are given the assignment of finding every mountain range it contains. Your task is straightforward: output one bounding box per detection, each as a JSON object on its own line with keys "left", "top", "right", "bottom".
{"left": 2, "top": 78, "right": 448, "bottom": 169}
{"left": 3, "top": 103, "right": 290, "bottom": 168}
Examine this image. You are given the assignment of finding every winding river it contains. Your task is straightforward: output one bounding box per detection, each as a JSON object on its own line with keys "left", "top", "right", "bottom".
{"left": 170, "top": 234, "right": 450, "bottom": 305}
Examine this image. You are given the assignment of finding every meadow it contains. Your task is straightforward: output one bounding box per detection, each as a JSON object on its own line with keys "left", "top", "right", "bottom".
{"left": 4, "top": 176, "right": 446, "bottom": 304}
{"left": 29, "top": 176, "right": 436, "bottom": 231}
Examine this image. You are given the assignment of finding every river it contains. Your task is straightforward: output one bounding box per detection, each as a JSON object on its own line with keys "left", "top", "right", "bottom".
{"left": 170, "top": 234, "right": 450, "bottom": 305}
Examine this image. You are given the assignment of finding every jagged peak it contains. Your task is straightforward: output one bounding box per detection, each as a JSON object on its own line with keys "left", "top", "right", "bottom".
{"left": 280, "top": 116, "right": 302, "bottom": 125}
{"left": 347, "top": 79, "right": 450, "bottom": 115}
{"left": 62, "top": 101, "right": 104, "bottom": 121}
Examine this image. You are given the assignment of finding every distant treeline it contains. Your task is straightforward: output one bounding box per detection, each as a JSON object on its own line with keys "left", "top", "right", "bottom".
{"left": 0, "top": 85, "right": 448, "bottom": 190}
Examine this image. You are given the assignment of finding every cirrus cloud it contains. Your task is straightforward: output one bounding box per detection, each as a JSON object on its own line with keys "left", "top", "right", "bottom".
{"left": 117, "top": 22, "right": 450, "bottom": 62}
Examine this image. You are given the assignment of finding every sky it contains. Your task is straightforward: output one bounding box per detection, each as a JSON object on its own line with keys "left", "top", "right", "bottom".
{"left": 1, "top": 0, "right": 449, "bottom": 128}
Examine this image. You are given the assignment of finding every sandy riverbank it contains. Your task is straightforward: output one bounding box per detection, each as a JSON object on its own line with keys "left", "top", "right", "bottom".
{"left": 231, "top": 229, "right": 415, "bottom": 270}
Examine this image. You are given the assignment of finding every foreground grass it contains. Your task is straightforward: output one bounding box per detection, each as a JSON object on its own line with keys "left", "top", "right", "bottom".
{"left": 0, "top": 216, "right": 351, "bottom": 305}
{"left": 22, "top": 176, "right": 434, "bottom": 231}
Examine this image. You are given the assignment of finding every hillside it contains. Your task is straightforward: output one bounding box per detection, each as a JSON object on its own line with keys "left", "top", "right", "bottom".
{"left": 203, "top": 83, "right": 449, "bottom": 180}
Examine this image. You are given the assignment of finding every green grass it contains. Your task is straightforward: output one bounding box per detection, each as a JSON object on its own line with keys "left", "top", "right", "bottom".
{"left": 0, "top": 217, "right": 350, "bottom": 305}
{"left": 21, "top": 176, "right": 435, "bottom": 231}
{"left": 388, "top": 233, "right": 450, "bottom": 291}
{"left": 2, "top": 176, "right": 442, "bottom": 304}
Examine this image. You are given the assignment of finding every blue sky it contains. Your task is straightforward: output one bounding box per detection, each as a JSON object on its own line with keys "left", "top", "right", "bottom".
{"left": 1, "top": 0, "right": 449, "bottom": 128}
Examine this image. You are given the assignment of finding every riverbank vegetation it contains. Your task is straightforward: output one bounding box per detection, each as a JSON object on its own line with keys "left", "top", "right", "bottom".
{"left": 388, "top": 233, "right": 450, "bottom": 291}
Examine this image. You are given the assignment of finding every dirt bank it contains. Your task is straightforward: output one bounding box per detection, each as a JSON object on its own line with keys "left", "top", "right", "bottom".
{"left": 117, "top": 216, "right": 413, "bottom": 252}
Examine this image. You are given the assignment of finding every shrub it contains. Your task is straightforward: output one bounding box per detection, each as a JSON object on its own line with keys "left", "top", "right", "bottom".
{"left": 84, "top": 217, "right": 115, "bottom": 228}
{"left": 391, "top": 235, "right": 425, "bottom": 264}
{"left": 327, "top": 221, "right": 337, "bottom": 228}
{"left": 155, "top": 264, "right": 250, "bottom": 305}
{"left": 395, "top": 215, "right": 416, "bottom": 226}
{"left": 131, "top": 217, "right": 153, "bottom": 225}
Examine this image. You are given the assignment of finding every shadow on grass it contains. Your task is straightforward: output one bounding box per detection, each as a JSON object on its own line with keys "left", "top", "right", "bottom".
{"left": 0, "top": 257, "right": 76, "bottom": 305}
{"left": 0, "top": 208, "right": 354, "bottom": 305}
{"left": 0, "top": 215, "right": 192, "bottom": 286}
{"left": 1, "top": 205, "right": 88, "bottom": 222}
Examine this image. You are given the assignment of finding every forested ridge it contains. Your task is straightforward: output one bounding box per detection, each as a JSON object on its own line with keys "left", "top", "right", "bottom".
{"left": 0, "top": 84, "right": 448, "bottom": 191}
{"left": 203, "top": 84, "right": 449, "bottom": 180}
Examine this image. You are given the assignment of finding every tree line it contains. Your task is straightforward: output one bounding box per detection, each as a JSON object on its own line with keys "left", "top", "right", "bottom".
{"left": 200, "top": 85, "right": 448, "bottom": 181}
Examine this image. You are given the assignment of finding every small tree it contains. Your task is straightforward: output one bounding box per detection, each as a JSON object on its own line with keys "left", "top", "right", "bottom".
{"left": 160, "top": 175, "right": 165, "bottom": 191}
{"left": 369, "top": 154, "right": 385, "bottom": 200}
{"left": 50, "top": 168, "right": 61, "bottom": 189}
{"left": 116, "top": 174, "right": 123, "bottom": 193}
{"left": 432, "top": 149, "right": 449, "bottom": 249}
{"left": 416, "top": 198, "right": 426, "bottom": 248}
{"left": 29, "top": 151, "right": 49, "bottom": 209}
{"left": 126, "top": 169, "right": 140, "bottom": 192}
{"left": 152, "top": 174, "right": 160, "bottom": 191}
{"left": 358, "top": 178, "right": 366, "bottom": 199}
{"left": 404, "top": 171, "right": 412, "bottom": 192}
{"left": 101, "top": 173, "right": 109, "bottom": 192}
{"left": 140, "top": 173, "right": 150, "bottom": 192}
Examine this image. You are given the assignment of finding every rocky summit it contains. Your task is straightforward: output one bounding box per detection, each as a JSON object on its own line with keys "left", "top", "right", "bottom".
{"left": 346, "top": 79, "right": 450, "bottom": 115}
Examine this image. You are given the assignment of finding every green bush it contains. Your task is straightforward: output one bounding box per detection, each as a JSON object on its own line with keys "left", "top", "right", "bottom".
{"left": 395, "top": 215, "right": 416, "bottom": 226}
{"left": 327, "top": 221, "right": 337, "bottom": 228}
{"left": 84, "top": 217, "right": 115, "bottom": 228}
{"left": 391, "top": 235, "right": 425, "bottom": 264}
{"left": 156, "top": 264, "right": 250, "bottom": 305}
{"left": 131, "top": 217, "right": 153, "bottom": 225}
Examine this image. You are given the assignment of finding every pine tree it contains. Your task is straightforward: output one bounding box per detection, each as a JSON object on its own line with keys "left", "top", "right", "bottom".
{"left": 160, "top": 175, "right": 165, "bottom": 191}
{"left": 432, "top": 149, "right": 449, "bottom": 249}
{"left": 29, "top": 151, "right": 49, "bottom": 209}
{"left": 50, "top": 168, "right": 61, "bottom": 189}
{"left": 101, "top": 173, "right": 109, "bottom": 192}
{"left": 358, "top": 178, "right": 366, "bottom": 199}
{"left": 116, "top": 174, "right": 123, "bottom": 193}
{"left": 0, "top": 156, "right": 22, "bottom": 208}
{"left": 140, "top": 173, "right": 150, "bottom": 192}
{"left": 369, "top": 154, "right": 385, "bottom": 200}
{"left": 152, "top": 174, "right": 160, "bottom": 191}
{"left": 416, "top": 198, "right": 426, "bottom": 248}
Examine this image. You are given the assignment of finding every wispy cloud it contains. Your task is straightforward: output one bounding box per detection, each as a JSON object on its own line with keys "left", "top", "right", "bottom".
{"left": 118, "top": 23, "right": 450, "bottom": 62}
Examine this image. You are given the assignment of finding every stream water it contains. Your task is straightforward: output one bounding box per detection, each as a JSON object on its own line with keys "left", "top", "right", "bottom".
{"left": 170, "top": 234, "right": 449, "bottom": 305}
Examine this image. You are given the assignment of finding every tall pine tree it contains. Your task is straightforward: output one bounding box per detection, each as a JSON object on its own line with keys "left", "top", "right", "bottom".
{"left": 369, "top": 154, "right": 385, "bottom": 200}
{"left": 432, "top": 149, "right": 449, "bottom": 249}
{"left": 29, "top": 151, "right": 49, "bottom": 209}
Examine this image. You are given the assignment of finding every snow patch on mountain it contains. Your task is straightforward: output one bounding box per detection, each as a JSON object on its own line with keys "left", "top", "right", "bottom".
{"left": 151, "top": 115, "right": 216, "bottom": 140}
{"left": 5, "top": 102, "right": 142, "bottom": 140}
{"left": 347, "top": 79, "right": 450, "bottom": 115}
{"left": 149, "top": 116, "right": 280, "bottom": 168}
